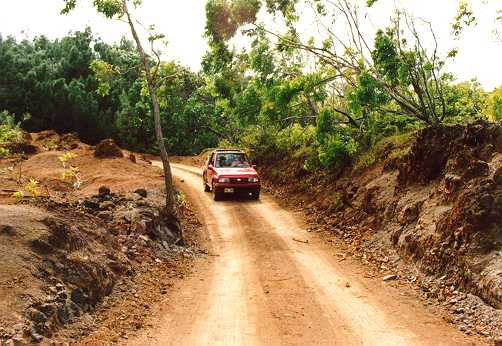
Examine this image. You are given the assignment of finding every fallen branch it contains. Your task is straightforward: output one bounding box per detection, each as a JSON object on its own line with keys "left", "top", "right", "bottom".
{"left": 292, "top": 237, "right": 309, "bottom": 244}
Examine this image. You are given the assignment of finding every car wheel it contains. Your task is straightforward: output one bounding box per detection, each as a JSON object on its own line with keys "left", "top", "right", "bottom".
{"left": 213, "top": 190, "right": 222, "bottom": 201}
{"left": 203, "top": 176, "right": 211, "bottom": 192}
{"left": 212, "top": 183, "right": 222, "bottom": 201}
{"left": 250, "top": 191, "right": 260, "bottom": 200}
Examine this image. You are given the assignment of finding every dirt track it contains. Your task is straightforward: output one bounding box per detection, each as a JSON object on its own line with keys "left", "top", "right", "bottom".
{"left": 129, "top": 162, "right": 482, "bottom": 345}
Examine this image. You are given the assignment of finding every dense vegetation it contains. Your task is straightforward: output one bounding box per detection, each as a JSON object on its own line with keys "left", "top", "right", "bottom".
{"left": 1, "top": 0, "right": 502, "bottom": 171}
{"left": 0, "top": 29, "right": 220, "bottom": 154}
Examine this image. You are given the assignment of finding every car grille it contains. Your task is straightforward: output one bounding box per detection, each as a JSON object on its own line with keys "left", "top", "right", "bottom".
{"left": 229, "top": 177, "right": 250, "bottom": 184}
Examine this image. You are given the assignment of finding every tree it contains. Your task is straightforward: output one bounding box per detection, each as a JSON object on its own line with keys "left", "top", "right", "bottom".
{"left": 61, "top": 0, "right": 178, "bottom": 228}
{"left": 486, "top": 86, "right": 502, "bottom": 121}
{"left": 205, "top": 0, "right": 450, "bottom": 126}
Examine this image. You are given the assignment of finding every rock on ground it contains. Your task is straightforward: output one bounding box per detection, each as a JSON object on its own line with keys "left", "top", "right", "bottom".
{"left": 94, "top": 139, "right": 123, "bottom": 158}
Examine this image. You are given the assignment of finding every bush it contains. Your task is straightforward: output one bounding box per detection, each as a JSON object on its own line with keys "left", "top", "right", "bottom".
{"left": 231, "top": 125, "right": 281, "bottom": 163}
{"left": 275, "top": 124, "right": 316, "bottom": 153}
{"left": 315, "top": 109, "right": 359, "bottom": 169}
{"left": 317, "top": 129, "right": 359, "bottom": 169}
{"left": 354, "top": 131, "right": 414, "bottom": 170}
{"left": 0, "top": 110, "right": 24, "bottom": 156}
{"left": 230, "top": 123, "right": 318, "bottom": 166}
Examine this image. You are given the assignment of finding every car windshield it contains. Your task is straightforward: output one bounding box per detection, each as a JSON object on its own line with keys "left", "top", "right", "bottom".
{"left": 215, "top": 153, "right": 250, "bottom": 168}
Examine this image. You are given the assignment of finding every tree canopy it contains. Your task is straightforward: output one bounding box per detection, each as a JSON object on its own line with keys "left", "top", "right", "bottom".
{"left": 0, "top": 0, "right": 500, "bottom": 171}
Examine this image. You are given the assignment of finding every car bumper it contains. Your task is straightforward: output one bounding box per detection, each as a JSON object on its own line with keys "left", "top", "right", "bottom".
{"left": 214, "top": 183, "right": 260, "bottom": 194}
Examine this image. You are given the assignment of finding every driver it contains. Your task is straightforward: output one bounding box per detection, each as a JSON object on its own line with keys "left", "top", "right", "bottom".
{"left": 218, "top": 155, "right": 227, "bottom": 167}
{"left": 230, "top": 155, "right": 242, "bottom": 167}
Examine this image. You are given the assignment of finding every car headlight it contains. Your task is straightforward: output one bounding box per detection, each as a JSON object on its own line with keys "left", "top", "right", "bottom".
{"left": 248, "top": 177, "right": 259, "bottom": 182}
{"left": 219, "top": 177, "right": 230, "bottom": 183}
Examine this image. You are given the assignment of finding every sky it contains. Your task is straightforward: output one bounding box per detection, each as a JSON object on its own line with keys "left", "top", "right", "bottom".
{"left": 0, "top": 0, "right": 501, "bottom": 90}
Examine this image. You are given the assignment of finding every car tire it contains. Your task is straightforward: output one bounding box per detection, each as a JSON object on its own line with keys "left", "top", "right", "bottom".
{"left": 213, "top": 184, "right": 222, "bottom": 201}
{"left": 213, "top": 190, "right": 222, "bottom": 201}
{"left": 203, "top": 176, "right": 211, "bottom": 192}
{"left": 251, "top": 191, "right": 260, "bottom": 200}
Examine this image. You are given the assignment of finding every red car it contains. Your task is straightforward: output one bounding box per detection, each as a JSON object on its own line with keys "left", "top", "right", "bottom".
{"left": 202, "top": 149, "right": 260, "bottom": 201}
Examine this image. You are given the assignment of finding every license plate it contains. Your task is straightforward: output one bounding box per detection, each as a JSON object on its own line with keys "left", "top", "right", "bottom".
{"left": 224, "top": 188, "right": 234, "bottom": 193}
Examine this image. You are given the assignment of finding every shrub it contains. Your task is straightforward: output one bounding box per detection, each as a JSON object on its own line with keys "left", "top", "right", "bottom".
{"left": 0, "top": 147, "right": 10, "bottom": 158}
{"left": 11, "top": 191, "right": 24, "bottom": 203}
{"left": 275, "top": 124, "right": 316, "bottom": 153}
{"left": 59, "top": 152, "right": 82, "bottom": 189}
{"left": 318, "top": 131, "right": 359, "bottom": 169}
{"left": 0, "top": 112, "right": 22, "bottom": 144}
{"left": 354, "top": 131, "right": 414, "bottom": 170}
{"left": 25, "top": 179, "right": 40, "bottom": 198}
{"left": 0, "top": 110, "right": 28, "bottom": 156}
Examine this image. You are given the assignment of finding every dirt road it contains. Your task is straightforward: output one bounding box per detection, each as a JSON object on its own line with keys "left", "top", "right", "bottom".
{"left": 130, "top": 162, "right": 482, "bottom": 345}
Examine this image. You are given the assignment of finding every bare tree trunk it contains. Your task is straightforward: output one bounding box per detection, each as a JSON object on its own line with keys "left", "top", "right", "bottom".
{"left": 123, "top": 2, "right": 177, "bottom": 220}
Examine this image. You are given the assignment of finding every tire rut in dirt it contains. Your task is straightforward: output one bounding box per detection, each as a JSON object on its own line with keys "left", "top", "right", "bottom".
{"left": 230, "top": 205, "right": 356, "bottom": 345}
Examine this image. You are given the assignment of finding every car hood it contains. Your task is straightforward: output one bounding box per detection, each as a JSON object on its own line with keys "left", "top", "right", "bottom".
{"left": 214, "top": 167, "right": 258, "bottom": 176}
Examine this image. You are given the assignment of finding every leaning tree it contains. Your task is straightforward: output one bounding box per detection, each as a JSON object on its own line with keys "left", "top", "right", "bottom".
{"left": 61, "top": 0, "right": 179, "bottom": 229}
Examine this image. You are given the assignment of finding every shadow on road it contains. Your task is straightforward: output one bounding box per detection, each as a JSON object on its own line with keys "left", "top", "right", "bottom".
{"left": 205, "top": 191, "right": 262, "bottom": 204}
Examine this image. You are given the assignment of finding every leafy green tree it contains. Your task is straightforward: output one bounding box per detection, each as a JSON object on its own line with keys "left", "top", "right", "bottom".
{"left": 486, "top": 86, "right": 502, "bottom": 121}
{"left": 205, "top": 0, "right": 452, "bottom": 130}
{"left": 442, "top": 79, "right": 487, "bottom": 122}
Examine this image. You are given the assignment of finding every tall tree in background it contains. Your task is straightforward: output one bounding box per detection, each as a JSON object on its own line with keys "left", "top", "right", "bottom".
{"left": 61, "top": 0, "right": 178, "bottom": 226}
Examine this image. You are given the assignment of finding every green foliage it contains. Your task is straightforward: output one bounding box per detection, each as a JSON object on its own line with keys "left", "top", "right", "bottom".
{"left": 370, "top": 22, "right": 447, "bottom": 124}
{"left": 11, "top": 191, "right": 24, "bottom": 203}
{"left": 61, "top": 0, "right": 143, "bottom": 18}
{"left": 0, "top": 29, "right": 220, "bottom": 155}
{"left": 486, "top": 86, "right": 502, "bottom": 121}
{"left": 59, "top": 151, "right": 82, "bottom": 189}
{"left": 0, "top": 110, "right": 25, "bottom": 156}
{"left": 442, "top": 79, "right": 488, "bottom": 123}
{"left": 372, "top": 29, "right": 403, "bottom": 86}
{"left": 452, "top": 1, "right": 476, "bottom": 37}
{"left": 317, "top": 126, "right": 359, "bottom": 169}
{"left": 90, "top": 60, "right": 116, "bottom": 96}
{"left": 0, "top": 0, "right": 494, "bottom": 179}
{"left": 348, "top": 70, "right": 389, "bottom": 114}
{"left": 492, "top": 96, "right": 502, "bottom": 121}
{"left": 354, "top": 132, "right": 413, "bottom": 170}
{"left": 25, "top": 178, "right": 41, "bottom": 198}
{"left": 275, "top": 123, "right": 316, "bottom": 154}
{"left": 0, "top": 29, "right": 101, "bottom": 140}
{"left": 93, "top": 0, "right": 124, "bottom": 18}
{"left": 0, "top": 147, "right": 9, "bottom": 158}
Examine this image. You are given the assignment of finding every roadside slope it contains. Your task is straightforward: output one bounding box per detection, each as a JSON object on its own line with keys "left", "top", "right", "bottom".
{"left": 0, "top": 133, "right": 201, "bottom": 345}
{"left": 250, "top": 121, "right": 502, "bottom": 341}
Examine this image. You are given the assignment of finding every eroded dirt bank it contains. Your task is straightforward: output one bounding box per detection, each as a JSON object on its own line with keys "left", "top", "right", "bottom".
{"left": 126, "top": 162, "right": 484, "bottom": 345}
{"left": 0, "top": 132, "right": 203, "bottom": 345}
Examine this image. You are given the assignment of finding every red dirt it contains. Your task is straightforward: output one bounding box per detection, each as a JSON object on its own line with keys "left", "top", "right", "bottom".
{"left": 0, "top": 132, "right": 204, "bottom": 345}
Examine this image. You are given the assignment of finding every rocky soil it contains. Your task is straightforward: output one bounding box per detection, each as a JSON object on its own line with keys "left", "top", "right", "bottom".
{"left": 251, "top": 121, "right": 502, "bottom": 343}
{"left": 0, "top": 132, "right": 203, "bottom": 345}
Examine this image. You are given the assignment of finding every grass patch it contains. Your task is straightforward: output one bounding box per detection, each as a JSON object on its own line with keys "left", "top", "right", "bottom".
{"left": 354, "top": 132, "right": 415, "bottom": 171}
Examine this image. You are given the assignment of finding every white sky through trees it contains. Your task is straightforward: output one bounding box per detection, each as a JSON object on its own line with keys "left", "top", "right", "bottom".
{"left": 0, "top": 0, "right": 501, "bottom": 90}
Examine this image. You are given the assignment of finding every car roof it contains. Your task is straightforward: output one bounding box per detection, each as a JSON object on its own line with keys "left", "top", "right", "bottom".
{"left": 213, "top": 149, "right": 245, "bottom": 154}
